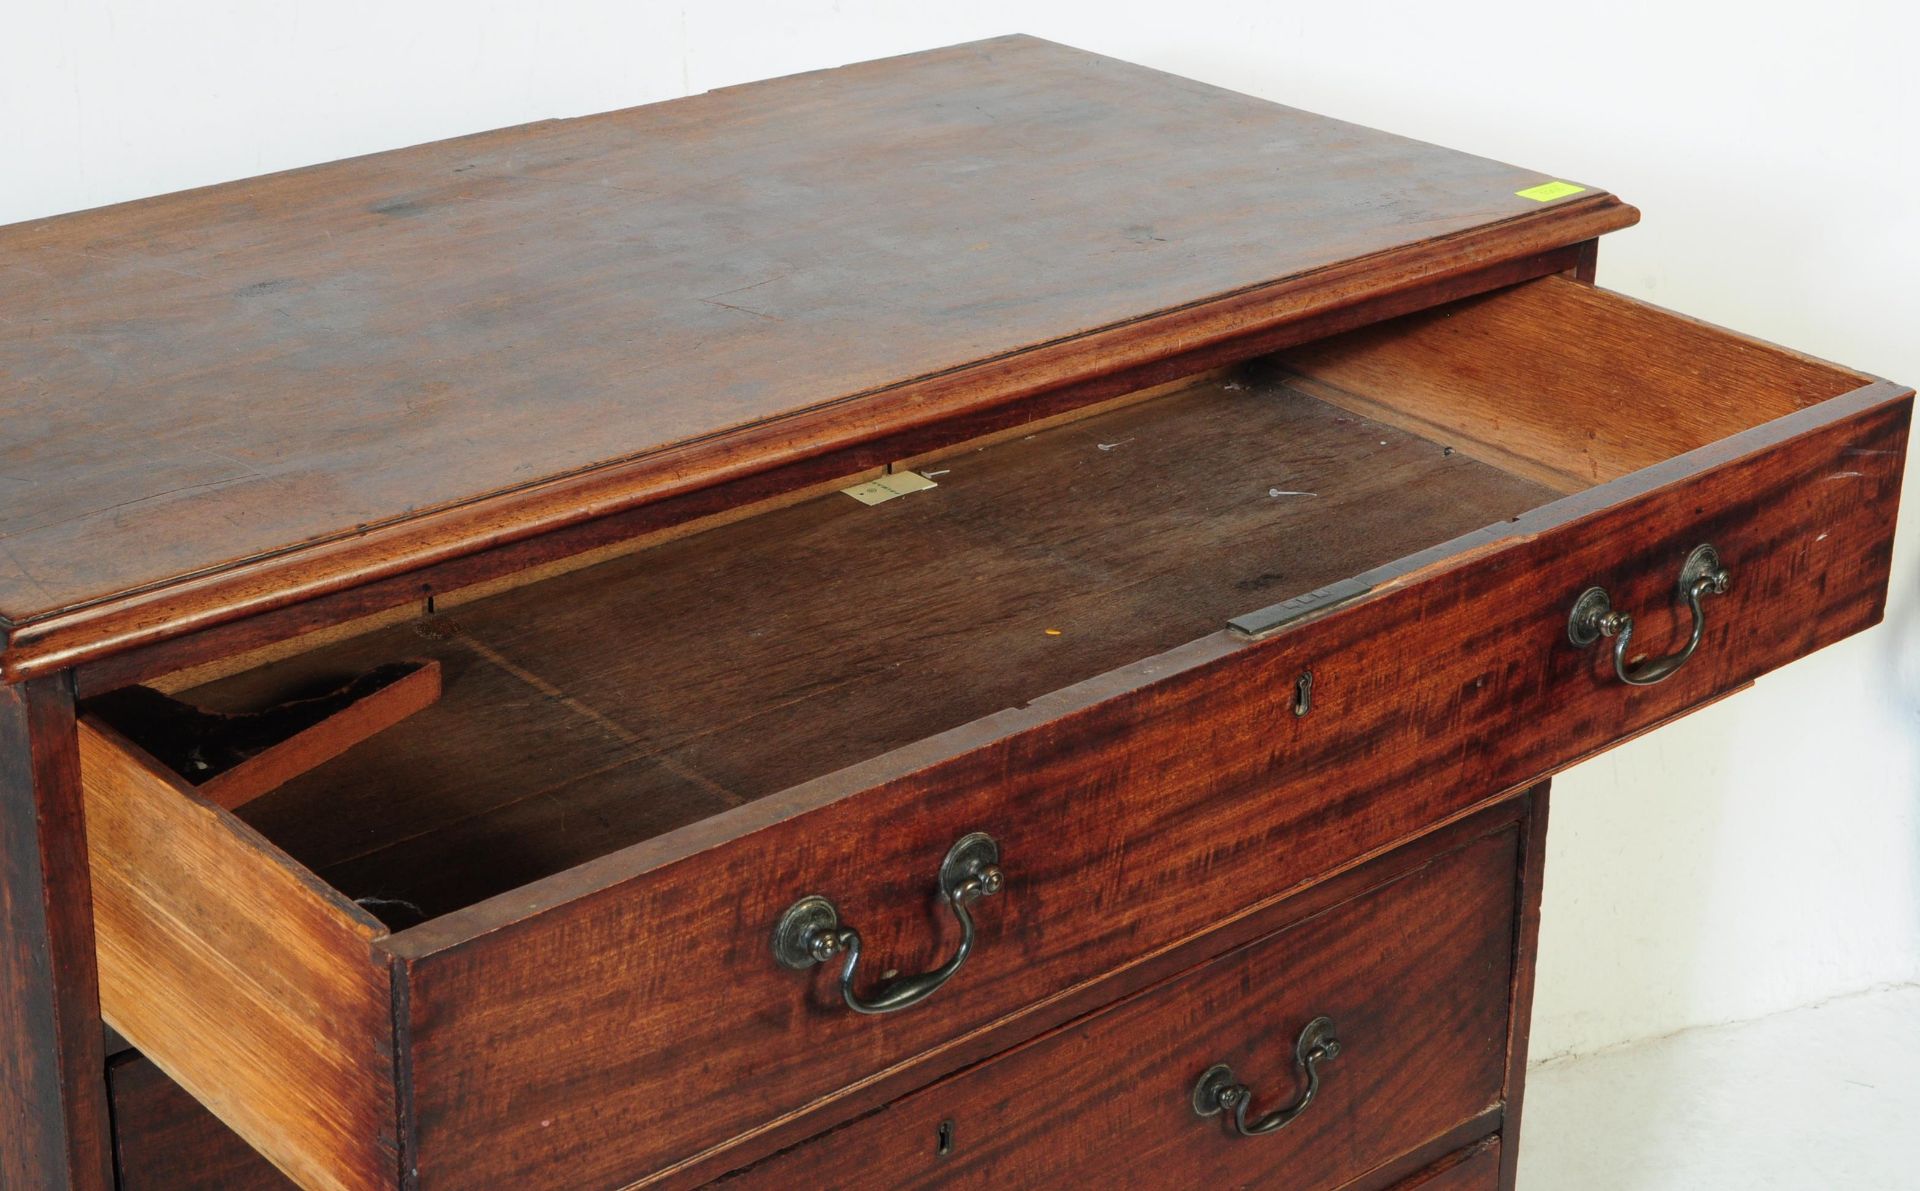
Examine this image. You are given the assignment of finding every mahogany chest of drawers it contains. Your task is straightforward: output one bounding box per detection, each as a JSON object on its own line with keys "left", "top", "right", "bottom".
{"left": 0, "top": 35, "right": 1907, "bottom": 1191}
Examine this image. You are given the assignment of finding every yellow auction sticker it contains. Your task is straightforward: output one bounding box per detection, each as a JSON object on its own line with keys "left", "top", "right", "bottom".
{"left": 1515, "top": 180, "right": 1587, "bottom": 202}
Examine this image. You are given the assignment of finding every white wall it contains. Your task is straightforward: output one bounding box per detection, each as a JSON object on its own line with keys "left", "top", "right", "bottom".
{"left": 7, "top": 1, "right": 1916, "bottom": 1061}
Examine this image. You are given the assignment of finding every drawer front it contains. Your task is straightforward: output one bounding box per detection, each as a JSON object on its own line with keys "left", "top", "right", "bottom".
{"left": 719, "top": 827, "right": 1518, "bottom": 1190}
{"left": 109, "top": 1056, "right": 295, "bottom": 1191}
{"left": 389, "top": 362, "right": 1905, "bottom": 1187}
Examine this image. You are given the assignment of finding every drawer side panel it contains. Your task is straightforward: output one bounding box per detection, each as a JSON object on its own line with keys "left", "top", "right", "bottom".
{"left": 1275, "top": 275, "right": 1869, "bottom": 492}
{"left": 80, "top": 722, "right": 399, "bottom": 1191}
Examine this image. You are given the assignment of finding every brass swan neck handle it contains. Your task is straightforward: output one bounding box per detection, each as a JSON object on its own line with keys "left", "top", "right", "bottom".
{"left": 1570, "top": 544, "right": 1730, "bottom": 686}
{"left": 1192, "top": 1016, "right": 1342, "bottom": 1138}
{"left": 772, "top": 833, "right": 1003, "bottom": 1015}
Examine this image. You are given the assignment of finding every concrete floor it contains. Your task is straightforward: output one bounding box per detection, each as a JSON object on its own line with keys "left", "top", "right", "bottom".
{"left": 1516, "top": 984, "right": 1920, "bottom": 1189}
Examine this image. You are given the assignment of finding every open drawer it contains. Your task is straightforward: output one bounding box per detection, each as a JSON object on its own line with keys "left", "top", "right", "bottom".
{"left": 79, "top": 276, "right": 1910, "bottom": 1190}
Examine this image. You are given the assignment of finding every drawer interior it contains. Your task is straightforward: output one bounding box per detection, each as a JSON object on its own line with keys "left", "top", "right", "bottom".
{"left": 84, "top": 275, "right": 1874, "bottom": 930}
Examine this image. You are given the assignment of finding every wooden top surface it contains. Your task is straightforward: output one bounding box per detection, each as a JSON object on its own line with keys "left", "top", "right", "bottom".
{"left": 0, "top": 34, "right": 1633, "bottom": 663}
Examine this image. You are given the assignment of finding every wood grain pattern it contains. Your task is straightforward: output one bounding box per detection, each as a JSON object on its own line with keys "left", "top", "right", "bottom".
{"left": 0, "top": 676, "right": 114, "bottom": 1190}
{"left": 0, "top": 35, "right": 1635, "bottom": 680}
{"left": 109, "top": 1055, "right": 295, "bottom": 1191}
{"left": 386, "top": 382, "right": 1906, "bottom": 1187}
{"left": 181, "top": 373, "right": 1553, "bottom": 921}
{"left": 78, "top": 721, "right": 399, "bottom": 1190}
{"left": 717, "top": 826, "right": 1518, "bottom": 1190}
{"left": 1275, "top": 275, "right": 1868, "bottom": 492}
